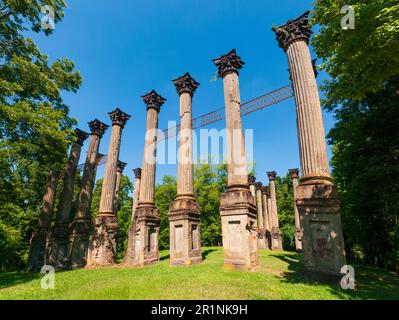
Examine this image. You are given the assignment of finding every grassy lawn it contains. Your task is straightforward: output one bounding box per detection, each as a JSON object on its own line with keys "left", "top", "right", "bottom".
{"left": 0, "top": 247, "right": 398, "bottom": 300}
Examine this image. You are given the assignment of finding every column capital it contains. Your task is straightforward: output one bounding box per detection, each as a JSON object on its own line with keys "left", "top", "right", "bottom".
{"left": 289, "top": 168, "right": 300, "bottom": 179}
{"left": 141, "top": 90, "right": 166, "bottom": 113}
{"left": 212, "top": 49, "right": 245, "bottom": 78}
{"left": 74, "top": 128, "right": 89, "bottom": 146}
{"left": 109, "top": 108, "right": 131, "bottom": 128}
{"left": 267, "top": 171, "right": 277, "bottom": 181}
{"left": 255, "top": 182, "right": 263, "bottom": 190}
{"left": 272, "top": 11, "right": 312, "bottom": 52}
{"left": 261, "top": 186, "right": 267, "bottom": 195}
{"left": 248, "top": 175, "right": 256, "bottom": 186}
{"left": 116, "top": 161, "right": 127, "bottom": 173}
{"left": 88, "top": 119, "right": 109, "bottom": 137}
{"left": 133, "top": 168, "right": 142, "bottom": 179}
{"left": 172, "top": 72, "right": 200, "bottom": 97}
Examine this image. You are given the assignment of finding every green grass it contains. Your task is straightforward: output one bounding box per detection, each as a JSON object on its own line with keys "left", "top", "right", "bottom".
{"left": 0, "top": 247, "right": 398, "bottom": 300}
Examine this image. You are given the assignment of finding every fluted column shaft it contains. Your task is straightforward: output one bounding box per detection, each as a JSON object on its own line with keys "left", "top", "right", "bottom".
{"left": 262, "top": 192, "right": 270, "bottom": 232}
{"left": 256, "top": 188, "right": 264, "bottom": 229}
{"left": 287, "top": 40, "right": 330, "bottom": 181}
{"left": 99, "top": 125, "right": 122, "bottom": 215}
{"left": 267, "top": 196, "right": 273, "bottom": 230}
{"left": 56, "top": 143, "right": 83, "bottom": 225}
{"left": 290, "top": 170, "right": 302, "bottom": 251}
{"left": 114, "top": 171, "right": 122, "bottom": 213}
{"left": 139, "top": 108, "right": 159, "bottom": 205}
{"left": 177, "top": 92, "right": 194, "bottom": 197}
{"left": 76, "top": 134, "right": 101, "bottom": 219}
{"left": 132, "top": 173, "right": 141, "bottom": 216}
{"left": 249, "top": 184, "right": 256, "bottom": 199}
{"left": 39, "top": 170, "right": 58, "bottom": 228}
{"left": 222, "top": 72, "right": 248, "bottom": 188}
{"left": 269, "top": 179, "right": 280, "bottom": 229}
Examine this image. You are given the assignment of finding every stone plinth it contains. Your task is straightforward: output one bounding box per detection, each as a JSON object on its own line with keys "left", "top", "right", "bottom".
{"left": 169, "top": 197, "right": 202, "bottom": 266}
{"left": 213, "top": 49, "right": 260, "bottom": 271}
{"left": 220, "top": 187, "right": 259, "bottom": 271}
{"left": 296, "top": 180, "right": 346, "bottom": 281}
{"left": 132, "top": 206, "right": 160, "bottom": 267}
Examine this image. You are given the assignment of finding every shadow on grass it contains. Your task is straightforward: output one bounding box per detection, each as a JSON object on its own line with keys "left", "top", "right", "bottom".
{"left": 270, "top": 253, "right": 399, "bottom": 300}
{"left": 202, "top": 249, "right": 217, "bottom": 261}
{"left": 0, "top": 272, "right": 42, "bottom": 290}
{"left": 160, "top": 254, "right": 170, "bottom": 261}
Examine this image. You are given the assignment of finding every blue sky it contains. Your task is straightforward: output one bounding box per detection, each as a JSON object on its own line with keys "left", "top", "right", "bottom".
{"left": 31, "top": 0, "right": 335, "bottom": 185}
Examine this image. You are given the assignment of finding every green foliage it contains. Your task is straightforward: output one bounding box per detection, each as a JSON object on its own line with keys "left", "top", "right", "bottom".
{"left": 0, "top": 1, "right": 81, "bottom": 271}
{"left": 155, "top": 176, "right": 177, "bottom": 250}
{"left": 311, "top": 0, "right": 399, "bottom": 108}
{"left": 312, "top": 1, "right": 399, "bottom": 273}
{"left": 274, "top": 172, "right": 296, "bottom": 252}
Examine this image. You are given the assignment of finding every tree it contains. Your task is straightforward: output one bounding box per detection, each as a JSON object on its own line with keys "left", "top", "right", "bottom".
{"left": 311, "top": 0, "right": 399, "bottom": 109}
{"left": 0, "top": 0, "right": 81, "bottom": 271}
{"left": 312, "top": 1, "right": 399, "bottom": 273}
{"left": 154, "top": 175, "right": 177, "bottom": 250}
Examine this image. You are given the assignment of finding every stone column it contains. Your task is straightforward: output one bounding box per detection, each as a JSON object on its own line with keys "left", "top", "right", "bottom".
{"left": 169, "top": 73, "right": 202, "bottom": 266}
{"left": 255, "top": 182, "right": 266, "bottom": 249}
{"left": 88, "top": 109, "right": 130, "bottom": 267}
{"left": 48, "top": 129, "right": 89, "bottom": 270}
{"left": 266, "top": 192, "right": 273, "bottom": 235}
{"left": 27, "top": 170, "right": 59, "bottom": 272}
{"left": 267, "top": 171, "right": 283, "bottom": 251}
{"left": 130, "top": 90, "right": 165, "bottom": 267}
{"left": 248, "top": 175, "right": 257, "bottom": 203}
{"left": 123, "top": 168, "right": 142, "bottom": 264}
{"left": 114, "top": 161, "right": 127, "bottom": 213}
{"left": 289, "top": 168, "right": 303, "bottom": 252}
{"left": 213, "top": 49, "right": 259, "bottom": 271}
{"left": 273, "top": 12, "right": 346, "bottom": 281}
{"left": 69, "top": 120, "right": 109, "bottom": 269}
{"left": 261, "top": 187, "right": 271, "bottom": 249}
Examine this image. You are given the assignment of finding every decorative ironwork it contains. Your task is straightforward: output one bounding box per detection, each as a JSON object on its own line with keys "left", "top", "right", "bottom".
{"left": 157, "top": 84, "right": 294, "bottom": 143}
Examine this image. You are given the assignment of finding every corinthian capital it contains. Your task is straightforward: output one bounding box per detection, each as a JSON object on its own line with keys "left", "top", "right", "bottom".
{"left": 212, "top": 49, "right": 245, "bottom": 78}
{"left": 172, "top": 72, "right": 200, "bottom": 97}
{"left": 272, "top": 11, "right": 312, "bottom": 52}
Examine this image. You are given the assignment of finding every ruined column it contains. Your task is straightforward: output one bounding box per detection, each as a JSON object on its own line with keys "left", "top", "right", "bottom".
{"left": 213, "top": 49, "right": 259, "bottom": 271}
{"left": 248, "top": 175, "right": 257, "bottom": 202}
{"left": 69, "top": 120, "right": 109, "bottom": 269}
{"left": 289, "top": 168, "right": 303, "bottom": 252}
{"left": 130, "top": 90, "right": 165, "bottom": 267}
{"left": 273, "top": 12, "right": 346, "bottom": 281}
{"left": 27, "top": 170, "right": 59, "bottom": 272}
{"left": 123, "top": 168, "right": 142, "bottom": 264}
{"left": 114, "top": 161, "right": 127, "bottom": 213}
{"left": 261, "top": 187, "right": 271, "bottom": 249}
{"left": 267, "top": 171, "right": 283, "bottom": 251}
{"left": 48, "top": 129, "right": 89, "bottom": 270}
{"left": 255, "top": 182, "right": 266, "bottom": 249}
{"left": 169, "top": 73, "right": 202, "bottom": 266}
{"left": 88, "top": 109, "right": 130, "bottom": 266}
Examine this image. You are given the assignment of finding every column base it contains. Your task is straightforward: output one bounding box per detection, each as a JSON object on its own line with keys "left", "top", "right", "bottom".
{"left": 257, "top": 229, "right": 268, "bottom": 249}
{"left": 68, "top": 218, "right": 93, "bottom": 270}
{"left": 296, "top": 180, "right": 347, "bottom": 279}
{"left": 48, "top": 224, "right": 70, "bottom": 271}
{"left": 122, "top": 220, "right": 137, "bottom": 266}
{"left": 130, "top": 205, "right": 160, "bottom": 267}
{"left": 271, "top": 227, "right": 283, "bottom": 251}
{"left": 26, "top": 227, "right": 51, "bottom": 272}
{"left": 220, "top": 187, "right": 260, "bottom": 271}
{"left": 87, "top": 214, "right": 117, "bottom": 267}
{"left": 168, "top": 197, "right": 202, "bottom": 266}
